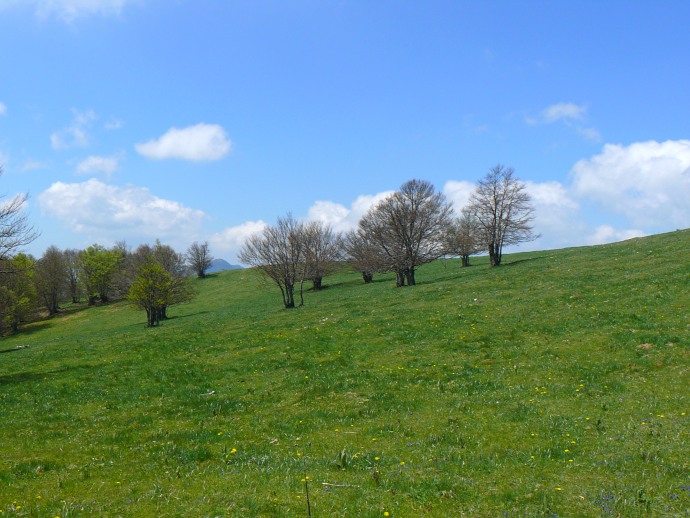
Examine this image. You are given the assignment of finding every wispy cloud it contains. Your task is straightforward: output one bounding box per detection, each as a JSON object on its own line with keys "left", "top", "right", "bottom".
{"left": 542, "top": 102, "right": 586, "bottom": 123}
{"left": 526, "top": 102, "right": 601, "bottom": 142}
{"left": 135, "top": 123, "right": 231, "bottom": 161}
{"left": 75, "top": 154, "right": 122, "bottom": 178}
{"left": 0, "top": 102, "right": 6, "bottom": 116}
{"left": 21, "top": 159, "right": 50, "bottom": 172}
{"left": 104, "top": 118, "right": 124, "bottom": 130}
{"left": 50, "top": 109, "right": 96, "bottom": 150}
{"left": 27, "top": 0, "right": 135, "bottom": 22}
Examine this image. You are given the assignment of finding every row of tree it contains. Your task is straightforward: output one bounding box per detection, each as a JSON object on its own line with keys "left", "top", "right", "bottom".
{"left": 241, "top": 165, "right": 538, "bottom": 308}
{"left": 0, "top": 238, "right": 215, "bottom": 332}
{"left": 1, "top": 164, "right": 537, "bottom": 321}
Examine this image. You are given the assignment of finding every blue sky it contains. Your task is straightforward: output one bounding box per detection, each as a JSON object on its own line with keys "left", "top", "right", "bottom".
{"left": 1, "top": 0, "right": 689, "bottom": 263}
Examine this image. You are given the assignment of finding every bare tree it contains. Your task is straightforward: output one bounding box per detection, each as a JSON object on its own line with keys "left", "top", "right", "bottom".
{"left": 187, "top": 241, "right": 214, "bottom": 279}
{"left": 342, "top": 228, "right": 380, "bottom": 283}
{"left": 468, "top": 165, "right": 538, "bottom": 266}
{"left": 360, "top": 179, "right": 453, "bottom": 286}
{"left": 1, "top": 166, "right": 39, "bottom": 261}
{"left": 302, "top": 221, "right": 342, "bottom": 290}
{"left": 444, "top": 209, "right": 484, "bottom": 267}
{"left": 358, "top": 202, "right": 407, "bottom": 285}
{"left": 239, "top": 214, "right": 305, "bottom": 308}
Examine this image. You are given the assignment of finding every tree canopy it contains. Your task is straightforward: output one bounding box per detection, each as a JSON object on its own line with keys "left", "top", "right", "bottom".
{"left": 239, "top": 214, "right": 306, "bottom": 308}
{"left": 469, "top": 165, "right": 538, "bottom": 266}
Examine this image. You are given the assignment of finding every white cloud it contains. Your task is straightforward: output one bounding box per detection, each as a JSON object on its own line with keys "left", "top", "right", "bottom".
{"left": 523, "top": 180, "right": 586, "bottom": 250}
{"left": 51, "top": 109, "right": 96, "bottom": 150}
{"left": 209, "top": 220, "right": 267, "bottom": 263}
{"left": 305, "top": 191, "right": 395, "bottom": 233}
{"left": 526, "top": 180, "right": 579, "bottom": 210}
{"left": 542, "top": 102, "right": 586, "bottom": 123}
{"left": 75, "top": 154, "right": 121, "bottom": 177}
{"left": 526, "top": 102, "right": 601, "bottom": 142}
{"left": 0, "top": 102, "right": 6, "bottom": 116}
{"left": 210, "top": 190, "right": 394, "bottom": 263}
{"left": 586, "top": 225, "right": 646, "bottom": 246}
{"left": 571, "top": 140, "right": 690, "bottom": 229}
{"left": 307, "top": 201, "right": 349, "bottom": 226}
{"left": 443, "top": 180, "right": 475, "bottom": 212}
{"left": 38, "top": 179, "right": 206, "bottom": 247}
{"left": 135, "top": 123, "right": 231, "bottom": 161}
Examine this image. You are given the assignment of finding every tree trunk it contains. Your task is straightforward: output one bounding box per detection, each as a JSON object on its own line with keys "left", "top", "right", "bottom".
{"left": 406, "top": 268, "right": 416, "bottom": 286}
{"left": 147, "top": 307, "right": 161, "bottom": 327}
{"left": 461, "top": 255, "right": 470, "bottom": 267}
{"left": 312, "top": 276, "right": 322, "bottom": 291}
{"left": 284, "top": 284, "right": 295, "bottom": 308}
{"left": 488, "top": 242, "right": 502, "bottom": 266}
{"left": 395, "top": 270, "right": 406, "bottom": 287}
{"left": 362, "top": 272, "right": 373, "bottom": 283}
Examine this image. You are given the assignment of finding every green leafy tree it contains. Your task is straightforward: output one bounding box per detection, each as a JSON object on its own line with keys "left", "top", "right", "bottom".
{"left": 63, "top": 249, "right": 83, "bottom": 303}
{"left": 0, "top": 253, "right": 36, "bottom": 333}
{"left": 127, "top": 260, "right": 174, "bottom": 327}
{"left": 127, "top": 251, "right": 194, "bottom": 327}
{"left": 34, "top": 245, "right": 68, "bottom": 315}
{"left": 80, "top": 244, "right": 123, "bottom": 304}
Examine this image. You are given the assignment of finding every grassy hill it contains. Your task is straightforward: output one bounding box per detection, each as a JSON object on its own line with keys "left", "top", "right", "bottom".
{"left": 1, "top": 231, "right": 688, "bottom": 516}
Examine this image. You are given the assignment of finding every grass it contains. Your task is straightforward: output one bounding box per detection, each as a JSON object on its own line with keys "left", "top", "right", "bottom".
{"left": 1, "top": 230, "right": 689, "bottom": 516}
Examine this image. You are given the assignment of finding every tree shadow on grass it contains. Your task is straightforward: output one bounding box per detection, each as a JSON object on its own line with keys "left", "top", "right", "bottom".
{"left": 503, "top": 255, "right": 547, "bottom": 266}
{"left": 164, "top": 311, "right": 211, "bottom": 321}
{"left": 126, "top": 310, "right": 212, "bottom": 328}
{"left": 0, "top": 368, "right": 66, "bottom": 385}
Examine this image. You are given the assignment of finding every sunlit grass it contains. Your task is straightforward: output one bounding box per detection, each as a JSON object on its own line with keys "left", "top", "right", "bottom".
{"left": 1, "top": 230, "right": 689, "bottom": 516}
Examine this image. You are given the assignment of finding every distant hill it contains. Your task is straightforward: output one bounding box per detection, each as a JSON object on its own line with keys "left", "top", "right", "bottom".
{"left": 207, "top": 258, "right": 242, "bottom": 273}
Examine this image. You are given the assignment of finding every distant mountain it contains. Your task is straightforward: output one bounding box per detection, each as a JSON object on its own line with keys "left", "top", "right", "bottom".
{"left": 207, "top": 258, "right": 243, "bottom": 273}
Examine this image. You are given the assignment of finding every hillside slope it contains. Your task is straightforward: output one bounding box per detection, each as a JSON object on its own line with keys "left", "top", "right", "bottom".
{"left": 1, "top": 230, "right": 688, "bottom": 516}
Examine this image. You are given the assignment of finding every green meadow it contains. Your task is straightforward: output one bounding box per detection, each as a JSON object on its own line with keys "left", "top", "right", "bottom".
{"left": 1, "top": 231, "right": 688, "bottom": 516}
